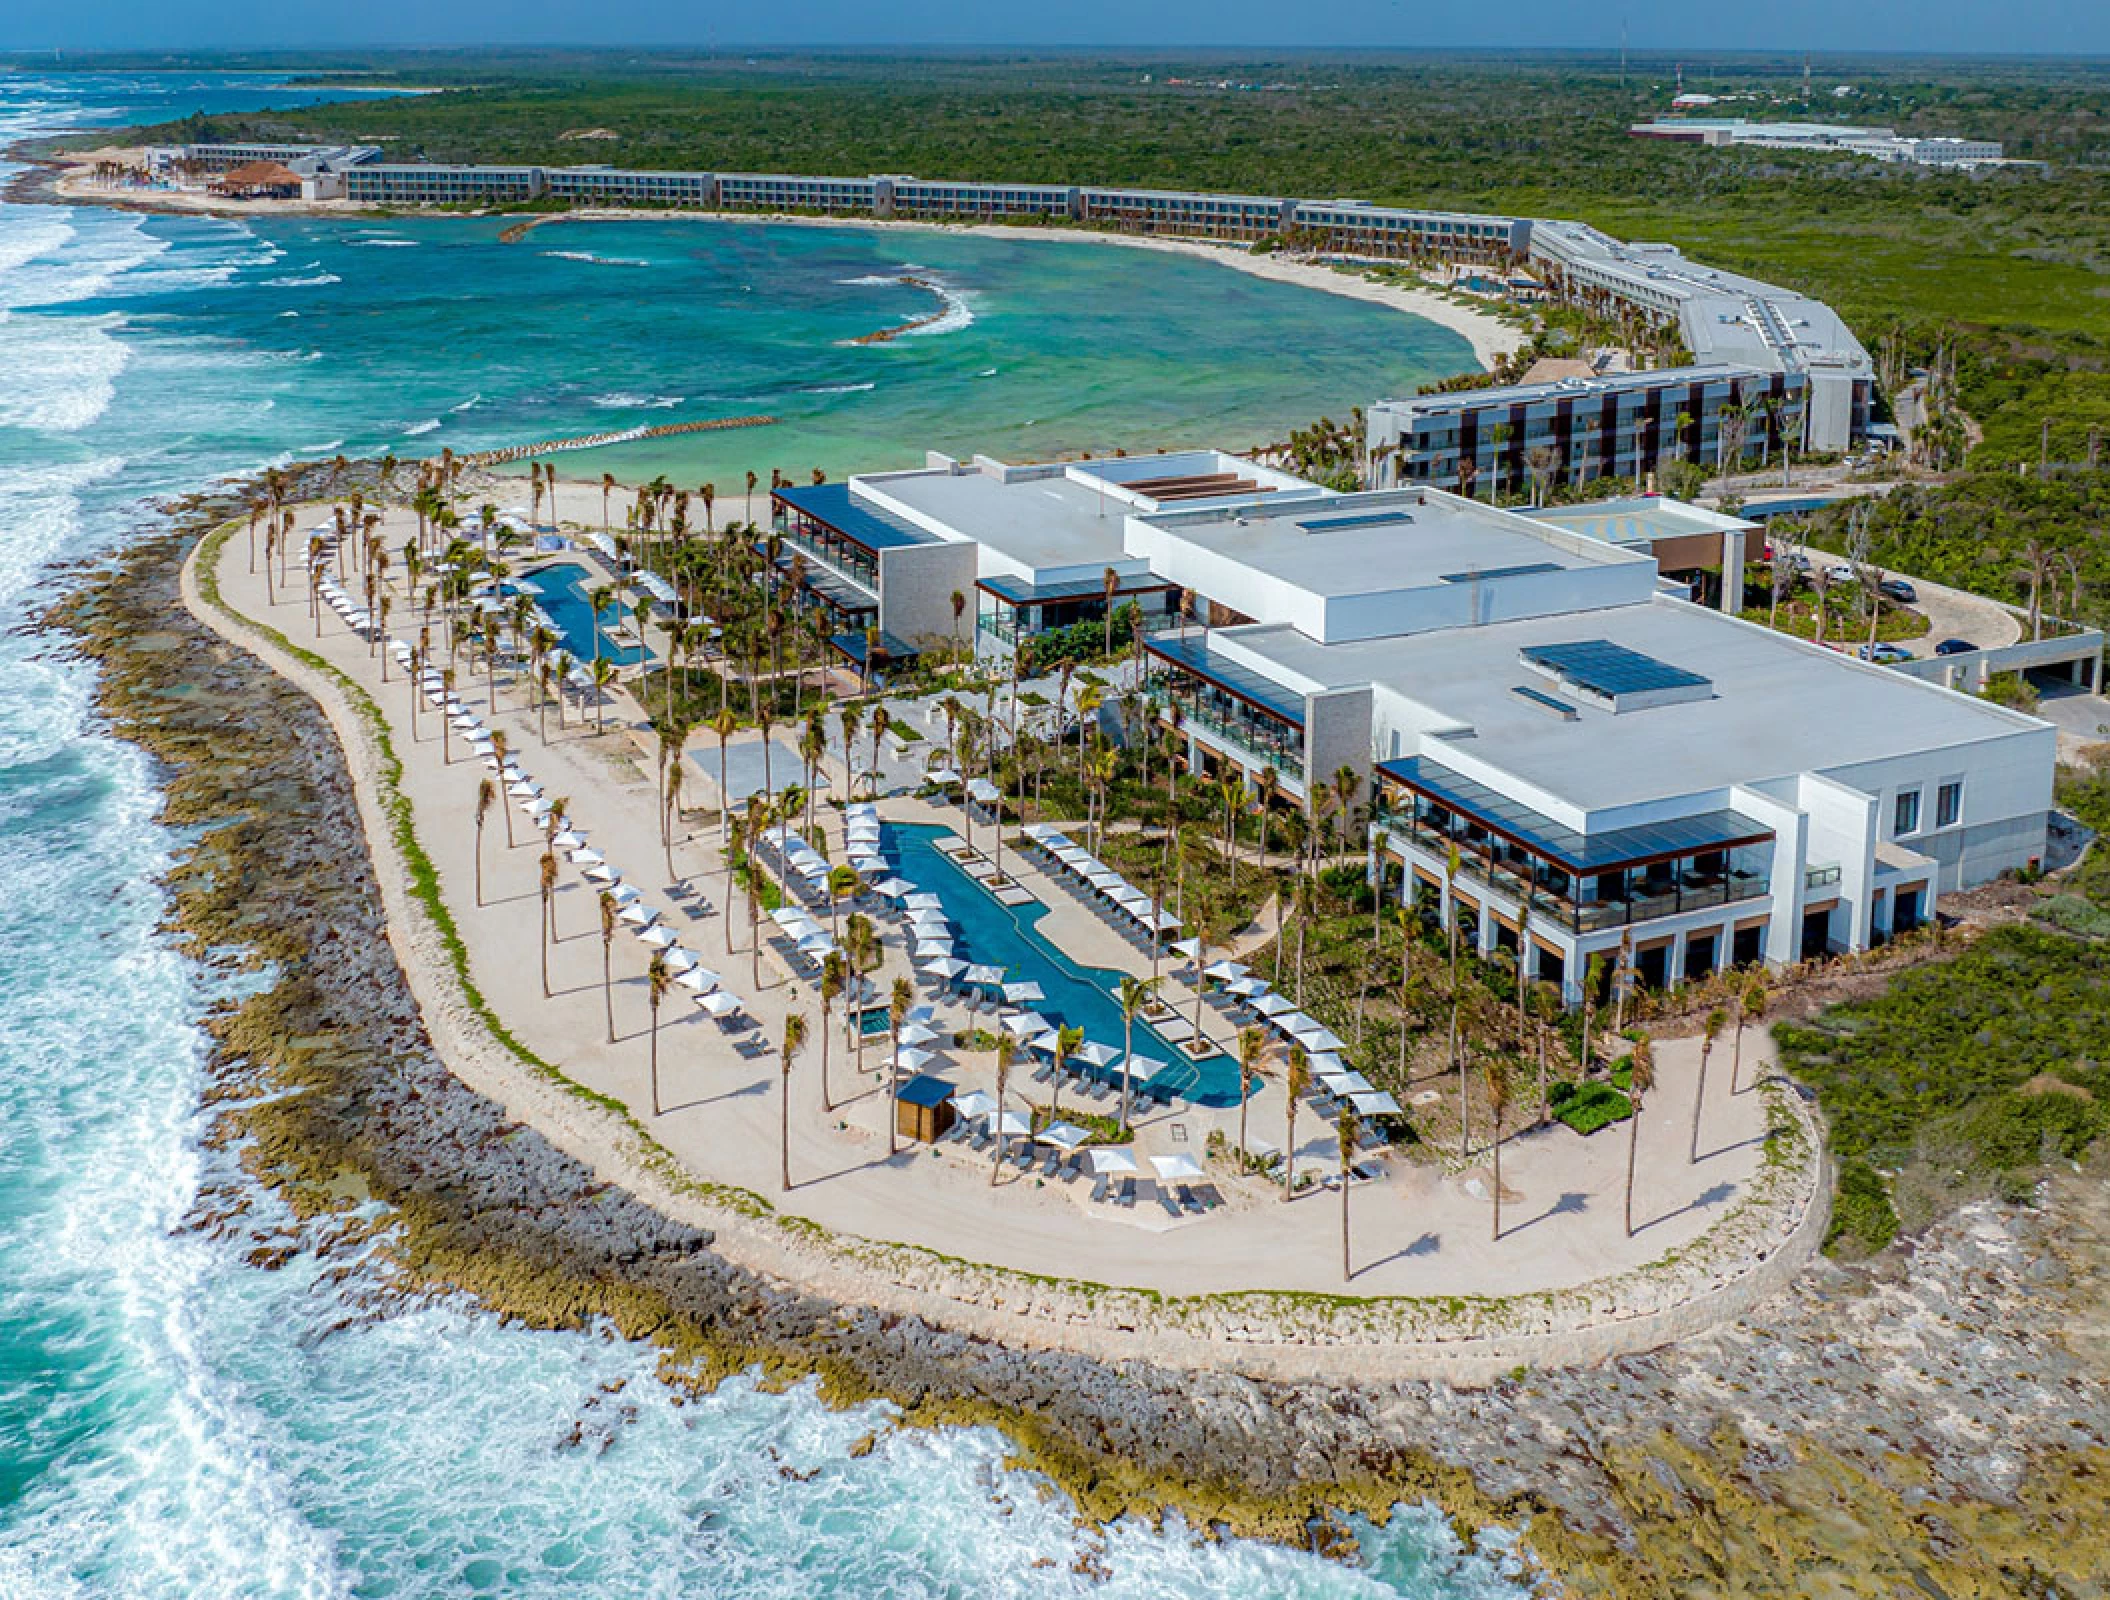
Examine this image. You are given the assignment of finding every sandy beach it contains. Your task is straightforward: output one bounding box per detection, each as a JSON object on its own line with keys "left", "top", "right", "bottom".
{"left": 46, "top": 151, "right": 1525, "bottom": 371}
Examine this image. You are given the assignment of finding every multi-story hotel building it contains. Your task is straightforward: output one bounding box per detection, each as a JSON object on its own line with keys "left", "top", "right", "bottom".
{"left": 343, "top": 164, "right": 548, "bottom": 205}
{"left": 774, "top": 448, "right": 2053, "bottom": 1000}
{"left": 715, "top": 173, "right": 881, "bottom": 213}
{"left": 1367, "top": 364, "right": 1806, "bottom": 500}
{"left": 544, "top": 167, "right": 715, "bottom": 206}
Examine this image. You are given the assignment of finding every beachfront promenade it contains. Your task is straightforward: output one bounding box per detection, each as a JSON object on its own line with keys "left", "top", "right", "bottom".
{"left": 194, "top": 499, "right": 1823, "bottom": 1362}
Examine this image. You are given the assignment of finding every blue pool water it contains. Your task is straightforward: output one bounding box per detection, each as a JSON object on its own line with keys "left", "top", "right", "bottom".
{"left": 528, "top": 557, "right": 649, "bottom": 666}
{"left": 885, "top": 823, "right": 1245, "bottom": 1108}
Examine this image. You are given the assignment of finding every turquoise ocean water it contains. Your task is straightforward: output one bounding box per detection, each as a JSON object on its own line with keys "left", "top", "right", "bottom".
{"left": 0, "top": 72, "right": 1526, "bottom": 1598}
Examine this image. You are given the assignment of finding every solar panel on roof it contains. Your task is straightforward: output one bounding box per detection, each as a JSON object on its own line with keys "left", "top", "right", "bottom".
{"left": 1520, "top": 639, "right": 1710, "bottom": 697}
{"left": 1294, "top": 512, "right": 1415, "bottom": 533}
{"left": 1439, "top": 562, "right": 1561, "bottom": 584}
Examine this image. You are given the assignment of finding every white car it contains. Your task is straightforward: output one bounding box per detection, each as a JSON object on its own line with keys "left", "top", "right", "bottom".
{"left": 1824, "top": 563, "right": 1857, "bottom": 584}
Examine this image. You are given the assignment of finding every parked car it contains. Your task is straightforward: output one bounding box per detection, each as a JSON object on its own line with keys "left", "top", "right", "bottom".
{"left": 1934, "top": 637, "right": 1977, "bottom": 656}
{"left": 1857, "top": 642, "right": 1913, "bottom": 664}
{"left": 1824, "top": 563, "right": 1857, "bottom": 584}
{"left": 1878, "top": 578, "right": 1918, "bottom": 603}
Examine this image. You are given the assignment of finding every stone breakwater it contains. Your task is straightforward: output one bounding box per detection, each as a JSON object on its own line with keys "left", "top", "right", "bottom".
{"left": 456, "top": 415, "right": 777, "bottom": 468}
{"left": 44, "top": 481, "right": 2110, "bottom": 1596}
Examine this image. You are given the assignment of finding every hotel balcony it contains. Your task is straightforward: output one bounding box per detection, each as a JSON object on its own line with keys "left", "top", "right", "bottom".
{"left": 975, "top": 572, "right": 1182, "bottom": 654}
{"left": 1141, "top": 633, "right": 1309, "bottom": 789}
{"left": 1374, "top": 758, "right": 1773, "bottom": 937}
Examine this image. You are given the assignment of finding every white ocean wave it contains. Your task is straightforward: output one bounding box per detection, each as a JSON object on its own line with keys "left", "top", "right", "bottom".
{"left": 0, "top": 310, "right": 131, "bottom": 433}
{"left": 301, "top": 439, "right": 346, "bottom": 454}
{"left": 401, "top": 418, "right": 442, "bottom": 436}
{"left": 350, "top": 238, "right": 419, "bottom": 249}
{"left": 805, "top": 381, "right": 876, "bottom": 395}
{"left": 262, "top": 272, "right": 341, "bottom": 288}
{"left": 542, "top": 249, "right": 651, "bottom": 267}
{"left": 449, "top": 393, "right": 483, "bottom": 412}
{"left": 976, "top": 367, "right": 999, "bottom": 378}
{"left": 590, "top": 392, "right": 683, "bottom": 410}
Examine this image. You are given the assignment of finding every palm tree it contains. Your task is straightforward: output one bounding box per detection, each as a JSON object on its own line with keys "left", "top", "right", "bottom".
{"left": 780, "top": 1012, "right": 808, "bottom": 1192}
{"left": 887, "top": 977, "right": 912, "bottom": 1158}
{"left": 1444, "top": 844, "right": 1467, "bottom": 1158}
{"left": 708, "top": 707, "right": 739, "bottom": 844}
{"left": 646, "top": 951, "right": 671, "bottom": 1117}
{"left": 950, "top": 588, "right": 968, "bottom": 660}
{"left": 538, "top": 849, "right": 558, "bottom": 998}
{"left": 1050, "top": 1023, "right": 1083, "bottom": 1123}
{"left": 818, "top": 951, "right": 844, "bottom": 1114}
{"left": 1283, "top": 1044, "right": 1309, "bottom": 1200}
{"left": 1101, "top": 566, "right": 1120, "bottom": 658}
{"left": 1624, "top": 1032, "right": 1654, "bottom": 1237}
{"left": 1237, "top": 1025, "right": 1266, "bottom": 1160}
{"left": 1484, "top": 1054, "right": 1512, "bottom": 1240}
{"left": 869, "top": 706, "right": 890, "bottom": 795}
{"left": 1692, "top": 1008, "right": 1726, "bottom": 1164}
{"left": 1252, "top": 765, "right": 1277, "bottom": 869}
{"left": 599, "top": 890, "right": 618, "bottom": 1044}
{"left": 1115, "top": 975, "right": 1156, "bottom": 1129}
{"left": 991, "top": 1034, "right": 1017, "bottom": 1184}
{"left": 1732, "top": 972, "right": 1768, "bottom": 1095}
{"left": 473, "top": 778, "right": 495, "bottom": 906}
{"left": 1337, "top": 1101, "right": 1360, "bottom": 1280}
{"left": 588, "top": 657, "right": 617, "bottom": 733}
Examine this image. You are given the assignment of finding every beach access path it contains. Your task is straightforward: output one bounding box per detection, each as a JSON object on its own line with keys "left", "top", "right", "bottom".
{"left": 190, "top": 501, "right": 1823, "bottom": 1378}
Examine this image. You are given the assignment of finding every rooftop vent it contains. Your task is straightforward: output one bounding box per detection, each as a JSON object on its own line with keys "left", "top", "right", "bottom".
{"left": 1519, "top": 639, "right": 1713, "bottom": 713}
{"left": 1294, "top": 511, "right": 1414, "bottom": 534}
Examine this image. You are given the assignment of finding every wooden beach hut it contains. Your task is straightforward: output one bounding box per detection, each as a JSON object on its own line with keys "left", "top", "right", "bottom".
{"left": 895, "top": 1074, "right": 957, "bottom": 1144}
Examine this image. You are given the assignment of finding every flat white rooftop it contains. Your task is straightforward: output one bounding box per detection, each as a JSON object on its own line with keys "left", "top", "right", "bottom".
{"left": 872, "top": 470, "right": 1130, "bottom": 575}
{"left": 1138, "top": 487, "right": 1647, "bottom": 599}
{"left": 1527, "top": 497, "right": 1758, "bottom": 549}
{"left": 1229, "top": 596, "right": 2045, "bottom": 817}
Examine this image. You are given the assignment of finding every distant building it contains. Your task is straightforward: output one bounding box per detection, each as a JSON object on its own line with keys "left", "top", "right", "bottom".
{"left": 343, "top": 164, "right": 547, "bottom": 205}
{"left": 544, "top": 167, "right": 714, "bottom": 206}
{"left": 1629, "top": 119, "right": 2003, "bottom": 167}
{"left": 1368, "top": 365, "right": 1810, "bottom": 500}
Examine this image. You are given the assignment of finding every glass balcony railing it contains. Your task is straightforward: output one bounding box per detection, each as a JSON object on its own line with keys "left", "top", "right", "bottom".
{"left": 1375, "top": 805, "right": 1770, "bottom": 934}
{"left": 1168, "top": 698, "right": 1304, "bottom": 780}
{"left": 1805, "top": 862, "right": 1842, "bottom": 891}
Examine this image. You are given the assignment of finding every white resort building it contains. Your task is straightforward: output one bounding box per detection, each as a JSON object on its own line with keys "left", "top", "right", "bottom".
{"left": 774, "top": 449, "right": 2055, "bottom": 1000}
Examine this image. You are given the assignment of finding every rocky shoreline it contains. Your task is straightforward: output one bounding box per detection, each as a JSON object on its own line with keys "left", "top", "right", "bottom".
{"left": 47, "top": 486, "right": 2110, "bottom": 1597}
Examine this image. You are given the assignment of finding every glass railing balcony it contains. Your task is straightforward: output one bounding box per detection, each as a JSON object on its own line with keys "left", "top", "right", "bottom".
{"left": 1805, "top": 862, "right": 1842, "bottom": 891}
{"left": 774, "top": 526, "right": 878, "bottom": 595}
{"left": 1171, "top": 699, "right": 1304, "bottom": 780}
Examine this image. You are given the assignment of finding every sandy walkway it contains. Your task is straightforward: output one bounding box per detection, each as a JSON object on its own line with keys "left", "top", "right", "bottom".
{"left": 181, "top": 498, "right": 1827, "bottom": 1377}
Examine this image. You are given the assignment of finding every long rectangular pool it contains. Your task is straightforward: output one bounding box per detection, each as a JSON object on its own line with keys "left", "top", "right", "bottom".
{"left": 885, "top": 822, "right": 1245, "bottom": 1109}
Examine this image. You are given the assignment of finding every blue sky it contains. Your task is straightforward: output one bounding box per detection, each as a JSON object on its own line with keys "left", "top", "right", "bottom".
{"left": 8, "top": 0, "right": 2107, "bottom": 56}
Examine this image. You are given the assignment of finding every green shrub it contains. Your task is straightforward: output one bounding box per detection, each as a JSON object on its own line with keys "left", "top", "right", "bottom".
{"left": 1553, "top": 1082, "right": 1632, "bottom": 1136}
{"left": 1826, "top": 1158, "right": 1901, "bottom": 1256}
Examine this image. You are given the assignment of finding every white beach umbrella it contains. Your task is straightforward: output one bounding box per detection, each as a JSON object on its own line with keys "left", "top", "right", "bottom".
{"left": 1034, "top": 1121, "right": 1090, "bottom": 1152}
{"left": 1169, "top": 937, "right": 1202, "bottom": 961}
{"left": 1002, "top": 981, "right": 1044, "bottom": 1005}
{"left": 897, "top": 1022, "right": 943, "bottom": 1048}
{"left": 568, "top": 847, "right": 605, "bottom": 868}
{"left": 1085, "top": 1146, "right": 1139, "bottom": 1177}
{"left": 584, "top": 863, "right": 620, "bottom": 885}
{"left": 963, "top": 963, "right": 1004, "bottom": 988}
{"left": 618, "top": 902, "right": 658, "bottom": 928}
{"left": 1349, "top": 1090, "right": 1402, "bottom": 1117}
{"left": 1227, "top": 976, "right": 1267, "bottom": 998}
{"left": 797, "top": 932, "right": 838, "bottom": 956}
{"left": 950, "top": 1089, "right": 996, "bottom": 1121}
{"left": 871, "top": 877, "right": 913, "bottom": 900}
{"left": 1150, "top": 1152, "right": 1206, "bottom": 1184}
{"left": 637, "top": 925, "right": 677, "bottom": 949}
{"left": 901, "top": 892, "right": 944, "bottom": 911}
{"left": 675, "top": 965, "right": 721, "bottom": 994}
{"left": 661, "top": 946, "right": 697, "bottom": 974}
{"left": 1000, "top": 1010, "right": 1049, "bottom": 1038}
{"left": 1075, "top": 1042, "right": 1121, "bottom": 1069}
{"left": 990, "top": 1110, "right": 1030, "bottom": 1139}
{"left": 551, "top": 830, "right": 586, "bottom": 851}
{"left": 1252, "top": 993, "right": 1294, "bottom": 1018}
{"left": 918, "top": 956, "right": 967, "bottom": 978}
{"left": 923, "top": 767, "right": 962, "bottom": 786}
{"left": 1203, "top": 960, "right": 1249, "bottom": 982}
{"left": 889, "top": 1046, "right": 935, "bottom": 1073}
{"left": 699, "top": 990, "right": 744, "bottom": 1019}
{"left": 1289, "top": 1020, "right": 1347, "bottom": 1053}
{"left": 606, "top": 881, "right": 641, "bottom": 904}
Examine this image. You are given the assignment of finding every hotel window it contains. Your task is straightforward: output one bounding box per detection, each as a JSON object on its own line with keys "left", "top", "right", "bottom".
{"left": 1936, "top": 781, "right": 1962, "bottom": 829}
{"left": 1894, "top": 789, "right": 1921, "bottom": 836}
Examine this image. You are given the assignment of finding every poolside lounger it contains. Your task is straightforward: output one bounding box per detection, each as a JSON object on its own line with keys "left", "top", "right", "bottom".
{"left": 1089, "top": 1175, "right": 1110, "bottom": 1205}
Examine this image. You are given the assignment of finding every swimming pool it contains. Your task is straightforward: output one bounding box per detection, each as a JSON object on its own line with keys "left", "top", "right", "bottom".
{"left": 886, "top": 822, "right": 1246, "bottom": 1109}
{"left": 526, "top": 558, "right": 649, "bottom": 666}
